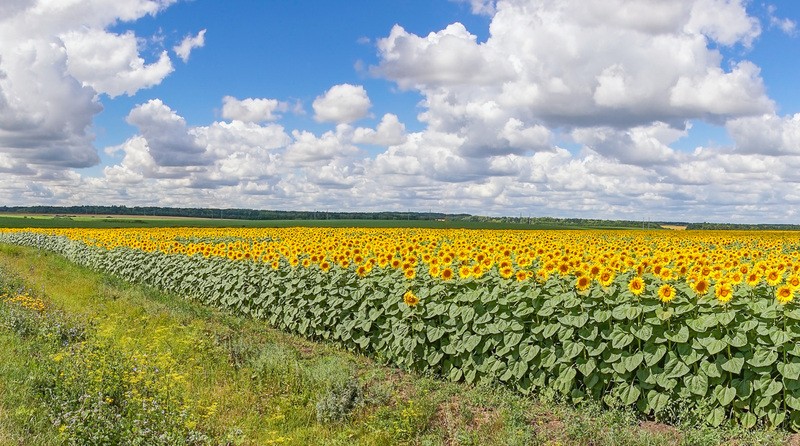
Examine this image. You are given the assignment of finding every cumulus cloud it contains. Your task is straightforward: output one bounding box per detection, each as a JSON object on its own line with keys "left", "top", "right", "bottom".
{"left": 126, "top": 99, "right": 207, "bottom": 167}
{"left": 7, "top": 0, "right": 800, "bottom": 224}
{"left": 173, "top": 29, "right": 206, "bottom": 62}
{"left": 353, "top": 113, "right": 407, "bottom": 146}
{"left": 63, "top": 28, "right": 174, "bottom": 97}
{"left": 0, "top": 0, "right": 181, "bottom": 173}
{"left": 727, "top": 113, "right": 800, "bottom": 156}
{"left": 284, "top": 125, "right": 359, "bottom": 164}
{"left": 221, "top": 96, "right": 288, "bottom": 123}
{"left": 373, "top": 0, "right": 774, "bottom": 158}
{"left": 312, "top": 83, "right": 371, "bottom": 123}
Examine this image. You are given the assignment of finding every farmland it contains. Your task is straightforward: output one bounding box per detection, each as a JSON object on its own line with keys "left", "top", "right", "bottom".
{"left": 2, "top": 226, "right": 800, "bottom": 444}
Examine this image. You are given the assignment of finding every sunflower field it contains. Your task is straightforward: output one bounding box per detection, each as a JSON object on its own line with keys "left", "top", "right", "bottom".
{"left": 2, "top": 227, "right": 800, "bottom": 430}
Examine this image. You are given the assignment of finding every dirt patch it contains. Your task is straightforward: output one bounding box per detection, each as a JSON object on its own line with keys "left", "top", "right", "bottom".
{"left": 432, "top": 396, "right": 501, "bottom": 445}
{"left": 639, "top": 420, "right": 682, "bottom": 443}
{"left": 529, "top": 411, "right": 566, "bottom": 441}
{"left": 784, "top": 433, "right": 800, "bottom": 446}
{"left": 660, "top": 225, "right": 687, "bottom": 230}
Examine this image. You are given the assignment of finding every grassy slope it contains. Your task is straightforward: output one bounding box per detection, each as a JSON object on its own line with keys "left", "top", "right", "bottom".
{"left": 0, "top": 244, "right": 792, "bottom": 445}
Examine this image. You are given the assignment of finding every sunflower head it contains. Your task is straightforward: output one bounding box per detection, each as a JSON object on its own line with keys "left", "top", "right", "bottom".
{"left": 403, "top": 290, "right": 420, "bottom": 307}
{"left": 776, "top": 285, "right": 794, "bottom": 305}
{"left": 598, "top": 270, "right": 615, "bottom": 287}
{"left": 628, "top": 276, "right": 645, "bottom": 296}
{"left": 575, "top": 275, "right": 591, "bottom": 292}
{"left": 715, "top": 282, "right": 733, "bottom": 304}
{"left": 658, "top": 284, "right": 676, "bottom": 303}
{"left": 693, "top": 278, "right": 710, "bottom": 296}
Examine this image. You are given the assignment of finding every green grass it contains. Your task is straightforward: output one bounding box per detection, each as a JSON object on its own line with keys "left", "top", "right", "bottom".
{"left": 0, "top": 244, "right": 793, "bottom": 445}
{"left": 0, "top": 214, "right": 611, "bottom": 230}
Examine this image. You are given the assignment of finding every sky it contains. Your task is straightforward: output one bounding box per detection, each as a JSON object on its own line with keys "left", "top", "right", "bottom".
{"left": 1, "top": 0, "right": 800, "bottom": 223}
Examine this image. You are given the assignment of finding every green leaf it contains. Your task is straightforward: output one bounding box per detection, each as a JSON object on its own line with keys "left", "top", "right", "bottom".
{"left": 427, "top": 326, "right": 446, "bottom": 343}
{"left": 706, "top": 407, "right": 726, "bottom": 427}
{"left": 663, "top": 356, "right": 690, "bottom": 379}
{"left": 643, "top": 344, "right": 667, "bottom": 367}
{"left": 647, "top": 390, "right": 670, "bottom": 414}
{"left": 449, "top": 367, "right": 463, "bottom": 382}
{"left": 748, "top": 348, "right": 778, "bottom": 368}
{"left": 715, "top": 385, "right": 736, "bottom": 406}
{"left": 576, "top": 357, "right": 596, "bottom": 377}
{"left": 721, "top": 355, "right": 744, "bottom": 375}
{"left": 665, "top": 326, "right": 689, "bottom": 343}
{"left": 686, "top": 374, "right": 708, "bottom": 396}
{"left": 699, "top": 337, "right": 727, "bottom": 355}
{"left": 769, "top": 329, "right": 792, "bottom": 347}
{"left": 593, "top": 310, "right": 611, "bottom": 323}
{"left": 542, "top": 323, "right": 559, "bottom": 339}
{"left": 513, "top": 360, "right": 528, "bottom": 380}
{"left": 562, "top": 340, "right": 585, "bottom": 360}
{"left": 779, "top": 362, "right": 800, "bottom": 380}
{"left": 618, "top": 383, "right": 641, "bottom": 405}
{"left": 504, "top": 331, "right": 523, "bottom": 347}
{"left": 700, "top": 360, "right": 722, "bottom": 379}
{"left": 632, "top": 325, "right": 653, "bottom": 342}
{"left": 611, "top": 330, "right": 635, "bottom": 349}
{"left": 520, "top": 344, "right": 540, "bottom": 362}
{"left": 427, "top": 351, "right": 444, "bottom": 366}
{"left": 740, "top": 412, "right": 757, "bottom": 429}
{"left": 726, "top": 331, "right": 748, "bottom": 348}
{"left": 763, "top": 379, "right": 783, "bottom": 397}
{"left": 462, "top": 334, "right": 482, "bottom": 352}
{"left": 786, "top": 394, "right": 800, "bottom": 410}
{"left": 622, "top": 352, "right": 644, "bottom": 373}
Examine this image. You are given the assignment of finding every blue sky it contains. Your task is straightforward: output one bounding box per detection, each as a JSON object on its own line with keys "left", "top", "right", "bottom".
{"left": 1, "top": 0, "right": 800, "bottom": 222}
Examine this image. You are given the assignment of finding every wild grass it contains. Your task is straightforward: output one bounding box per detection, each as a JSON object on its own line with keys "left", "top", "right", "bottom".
{"left": 0, "top": 243, "right": 794, "bottom": 445}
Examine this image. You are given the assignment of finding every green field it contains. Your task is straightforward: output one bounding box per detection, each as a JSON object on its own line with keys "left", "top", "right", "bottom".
{"left": 0, "top": 243, "right": 750, "bottom": 446}
{"left": 0, "top": 214, "right": 601, "bottom": 230}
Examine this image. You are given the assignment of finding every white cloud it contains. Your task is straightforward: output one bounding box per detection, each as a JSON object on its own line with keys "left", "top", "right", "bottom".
{"left": 353, "top": 113, "right": 407, "bottom": 146}
{"left": 0, "top": 0, "right": 181, "bottom": 173}
{"left": 221, "top": 96, "right": 287, "bottom": 123}
{"left": 684, "top": 0, "right": 760, "bottom": 47}
{"left": 126, "top": 99, "right": 207, "bottom": 167}
{"left": 173, "top": 29, "right": 206, "bottom": 63}
{"left": 285, "top": 125, "right": 359, "bottom": 164}
{"left": 312, "top": 83, "right": 371, "bottom": 124}
{"left": 727, "top": 113, "right": 800, "bottom": 156}
{"left": 767, "top": 5, "right": 797, "bottom": 36}
{"left": 62, "top": 28, "right": 173, "bottom": 97}
{"left": 454, "top": 0, "right": 497, "bottom": 16}
{"left": 374, "top": 23, "right": 513, "bottom": 90}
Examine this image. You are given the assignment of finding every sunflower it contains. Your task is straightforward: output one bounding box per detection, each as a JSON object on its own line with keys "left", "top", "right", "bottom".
{"left": 776, "top": 285, "right": 794, "bottom": 305}
{"left": 516, "top": 271, "right": 529, "bottom": 282}
{"left": 693, "top": 278, "right": 710, "bottom": 296}
{"left": 500, "top": 267, "right": 514, "bottom": 279}
{"left": 715, "top": 282, "right": 733, "bottom": 304}
{"left": 598, "top": 270, "right": 615, "bottom": 287}
{"left": 766, "top": 269, "right": 782, "bottom": 287}
{"left": 441, "top": 267, "right": 454, "bottom": 281}
{"left": 575, "top": 275, "right": 591, "bottom": 292}
{"left": 403, "top": 268, "right": 416, "bottom": 280}
{"left": 657, "top": 284, "right": 676, "bottom": 303}
{"left": 403, "top": 290, "right": 420, "bottom": 307}
{"left": 787, "top": 275, "right": 800, "bottom": 290}
{"left": 745, "top": 272, "right": 760, "bottom": 287}
{"left": 459, "top": 265, "right": 471, "bottom": 279}
{"left": 628, "top": 277, "right": 645, "bottom": 296}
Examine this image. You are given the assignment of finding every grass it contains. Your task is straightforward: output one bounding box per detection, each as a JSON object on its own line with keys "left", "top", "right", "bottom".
{"left": 0, "top": 243, "right": 794, "bottom": 445}
{"left": 0, "top": 214, "right": 611, "bottom": 230}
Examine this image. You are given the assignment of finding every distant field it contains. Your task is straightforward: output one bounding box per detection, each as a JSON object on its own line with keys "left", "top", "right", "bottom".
{"left": 0, "top": 214, "right": 609, "bottom": 230}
